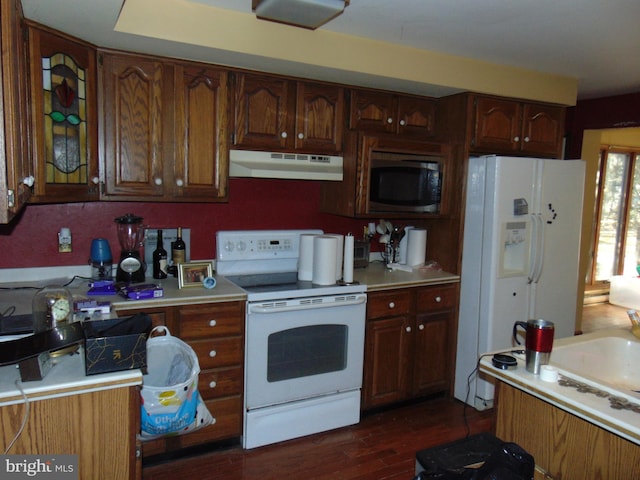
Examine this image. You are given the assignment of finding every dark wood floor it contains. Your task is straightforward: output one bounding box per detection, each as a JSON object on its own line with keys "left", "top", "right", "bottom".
{"left": 142, "top": 396, "right": 493, "bottom": 480}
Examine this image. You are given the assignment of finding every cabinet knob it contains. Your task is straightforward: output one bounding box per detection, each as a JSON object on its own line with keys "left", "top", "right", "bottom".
{"left": 419, "top": 324, "right": 425, "bottom": 331}
{"left": 524, "top": 136, "right": 530, "bottom": 143}
{"left": 209, "top": 380, "right": 217, "bottom": 389}
{"left": 154, "top": 177, "right": 163, "bottom": 186}
{"left": 209, "top": 350, "right": 217, "bottom": 357}
{"left": 22, "top": 176, "right": 35, "bottom": 187}
{"left": 91, "top": 176, "right": 100, "bottom": 185}
{"left": 406, "top": 326, "right": 412, "bottom": 333}
{"left": 297, "top": 132, "right": 304, "bottom": 140}
{"left": 435, "top": 296, "right": 442, "bottom": 303}
{"left": 387, "top": 117, "right": 394, "bottom": 124}
{"left": 514, "top": 136, "right": 520, "bottom": 142}
{"left": 209, "top": 320, "right": 217, "bottom": 327}
{"left": 388, "top": 301, "right": 395, "bottom": 309}
{"left": 176, "top": 178, "right": 184, "bottom": 187}
{"left": 281, "top": 132, "right": 288, "bottom": 139}
{"left": 399, "top": 119, "right": 406, "bottom": 126}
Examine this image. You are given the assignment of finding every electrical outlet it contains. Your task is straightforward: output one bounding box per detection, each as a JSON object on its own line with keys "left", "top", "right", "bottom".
{"left": 58, "top": 228, "right": 72, "bottom": 252}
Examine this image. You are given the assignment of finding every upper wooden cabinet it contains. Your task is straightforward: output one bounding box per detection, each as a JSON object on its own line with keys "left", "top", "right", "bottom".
{"left": 233, "top": 73, "right": 344, "bottom": 154}
{"left": 471, "top": 96, "right": 565, "bottom": 157}
{"left": 171, "top": 63, "right": 229, "bottom": 200}
{"left": 0, "top": 0, "right": 32, "bottom": 223}
{"left": 99, "top": 52, "right": 165, "bottom": 199}
{"left": 27, "top": 24, "right": 99, "bottom": 203}
{"left": 348, "top": 89, "right": 436, "bottom": 139}
{"left": 99, "top": 51, "right": 229, "bottom": 202}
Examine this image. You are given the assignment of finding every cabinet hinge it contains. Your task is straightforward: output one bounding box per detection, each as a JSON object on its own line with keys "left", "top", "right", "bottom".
{"left": 7, "top": 190, "right": 15, "bottom": 208}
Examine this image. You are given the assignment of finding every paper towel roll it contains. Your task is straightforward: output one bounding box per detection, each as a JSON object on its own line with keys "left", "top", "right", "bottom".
{"left": 398, "top": 226, "right": 415, "bottom": 264}
{"left": 298, "top": 234, "right": 317, "bottom": 281}
{"left": 343, "top": 234, "right": 354, "bottom": 283}
{"left": 327, "top": 234, "right": 344, "bottom": 280}
{"left": 406, "top": 229, "right": 427, "bottom": 266}
{"left": 312, "top": 235, "right": 338, "bottom": 285}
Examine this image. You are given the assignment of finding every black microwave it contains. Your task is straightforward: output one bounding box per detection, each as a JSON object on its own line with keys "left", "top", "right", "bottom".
{"left": 369, "top": 152, "right": 442, "bottom": 213}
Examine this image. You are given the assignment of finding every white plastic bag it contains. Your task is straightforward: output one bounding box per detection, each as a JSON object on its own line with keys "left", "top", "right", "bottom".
{"left": 140, "top": 326, "right": 213, "bottom": 439}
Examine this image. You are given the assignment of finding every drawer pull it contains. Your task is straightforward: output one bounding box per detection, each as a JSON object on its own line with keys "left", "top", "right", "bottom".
{"left": 209, "top": 319, "right": 217, "bottom": 327}
{"left": 209, "top": 350, "right": 217, "bottom": 357}
{"left": 388, "top": 301, "right": 395, "bottom": 309}
{"left": 209, "top": 380, "right": 217, "bottom": 389}
{"left": 406, "top": 326, "right": 412, "bottom": 333}
{"left": 419, "top": 324, "right": 425, "bottom": 331}
{"left": 435, "top": 296, "right": 442, "bottom": 303}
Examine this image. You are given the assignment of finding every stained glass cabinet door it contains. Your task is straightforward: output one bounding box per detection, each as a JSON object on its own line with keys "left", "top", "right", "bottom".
{"left": 27, "top": 23, "right": 99, "bottom": 202}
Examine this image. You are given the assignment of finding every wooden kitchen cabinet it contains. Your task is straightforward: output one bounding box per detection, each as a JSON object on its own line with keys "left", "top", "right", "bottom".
{"left": 233, "top": 72, "right": 344, "bottom": 154}
{"left": 362, "top": 284, "right": 457, "bottom": 410}
{"left": 0, "top": 383, "right": 140, "bottom": 480}
{"left": 0, "top": 0, "right": 32, "bottom": 223}
{"left": 472, "top": 95, "right": 565, "bottom": 157}
{"left": 348, "top": 88, "right": 436, "bottom": 139}
{"left": 26, "top": 23, "right": 99, "bottom": 203}
{"left": 117, "top": 300, "right": 245, "bottom": 457}
{"left": 99, "top": 51, "right": 166, "bottom": 199}
{"left": 99, "top": 50, "right": 230, "bottom": 202}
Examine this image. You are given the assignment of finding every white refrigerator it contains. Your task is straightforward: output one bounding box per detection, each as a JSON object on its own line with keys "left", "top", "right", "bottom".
{"left": 454, "top": 155, "right": 585, "bottom": 410}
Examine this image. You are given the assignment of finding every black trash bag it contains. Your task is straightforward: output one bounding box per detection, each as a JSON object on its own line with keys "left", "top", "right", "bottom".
{"left": 414, "top": 439, "right": 534, "bottom": 480}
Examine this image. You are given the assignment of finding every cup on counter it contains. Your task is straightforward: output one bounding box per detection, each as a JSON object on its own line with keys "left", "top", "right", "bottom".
{"left": 512, "top": 319, "right": 555, "bottom": 375}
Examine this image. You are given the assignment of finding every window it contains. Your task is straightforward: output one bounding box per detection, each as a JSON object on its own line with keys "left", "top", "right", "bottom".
{"left": 590, "top": 147, "right": 640, "bottom": 285}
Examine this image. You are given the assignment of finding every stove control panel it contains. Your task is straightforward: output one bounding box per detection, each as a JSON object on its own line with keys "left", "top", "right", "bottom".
{"left": 216, "top": 229, "right": 323, "bottom": 262}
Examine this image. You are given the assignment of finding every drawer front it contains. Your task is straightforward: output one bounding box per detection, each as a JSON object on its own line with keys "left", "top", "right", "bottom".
{"left": 198, "top": 365, "right": 243, "bottom": 400}
{"left": 188, "top": 337, "right": 243, "bottom": 370}
{"left": 367, "top": 290, "right": 412, "bottom": 319}
{"left": 177, "top": 302, "right": 244, "bottom": 340}
{"left": 177, "top": 395, "right": 243, "bottom": 447}
{"left": 416, "top": 284, "right": 456, "bottom": 311}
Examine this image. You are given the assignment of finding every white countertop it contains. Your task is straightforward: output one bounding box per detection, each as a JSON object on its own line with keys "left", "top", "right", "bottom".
{"left": 479, "top": 328, "right": 640, "bottom": 446}
{"left": 0, "top": 350, "right": 142, "bottom": 407}
{"left": 353, "top": 261, "right": 460, "bottom": 291}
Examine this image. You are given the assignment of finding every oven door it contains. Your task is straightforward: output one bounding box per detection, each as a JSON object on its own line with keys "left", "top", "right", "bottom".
{"left": 245, "top": 293, "right": 367, "bottom": 410}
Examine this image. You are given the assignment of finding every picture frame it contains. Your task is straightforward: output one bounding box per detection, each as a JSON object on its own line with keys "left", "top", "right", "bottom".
{"left": 178, "top": 261, "right": 214, "bottom": 289}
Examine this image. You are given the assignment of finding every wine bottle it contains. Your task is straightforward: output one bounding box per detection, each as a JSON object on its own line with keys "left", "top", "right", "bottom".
{"left": 152, "top": 229, "right": 168, "bottom": 279}
{"left": 171, "top": 227, "right": 186, "bottom": 277}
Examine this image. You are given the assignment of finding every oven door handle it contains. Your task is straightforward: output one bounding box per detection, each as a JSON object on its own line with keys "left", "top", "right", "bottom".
{"left": 249, "top": 295, "right": 366, "bottom": 314}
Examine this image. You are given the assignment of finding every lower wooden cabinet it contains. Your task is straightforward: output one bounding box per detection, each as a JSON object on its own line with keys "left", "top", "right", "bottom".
{"left": 362, "top": 284, "right": 457, "bottom": 410}
{"left": 0, "top": 385, "right": 140, "bottom": 480}
{"left": 117, "top": 300, "right": 245, "bottom": 456}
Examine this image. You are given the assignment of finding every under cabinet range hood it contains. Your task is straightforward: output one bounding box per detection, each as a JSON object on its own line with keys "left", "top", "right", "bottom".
{"left": 229, "top": 150, "right": 343, "bottom": 181}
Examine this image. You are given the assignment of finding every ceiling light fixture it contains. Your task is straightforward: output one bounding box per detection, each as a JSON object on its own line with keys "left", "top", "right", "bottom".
{"left": 253, "top": 0, "right": 349, "bottom": 30}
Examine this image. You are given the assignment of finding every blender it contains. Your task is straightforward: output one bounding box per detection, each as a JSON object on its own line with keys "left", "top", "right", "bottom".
{"left": 115, "top": 213, "right": 146, "bottom": 283}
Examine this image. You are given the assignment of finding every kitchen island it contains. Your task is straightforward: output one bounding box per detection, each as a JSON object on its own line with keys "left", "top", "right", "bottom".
{"left": 0, "top": 353, "right": 142, "bottom": 479}
{"left": 480, "top": 329, "right": 640, "bottom": 479}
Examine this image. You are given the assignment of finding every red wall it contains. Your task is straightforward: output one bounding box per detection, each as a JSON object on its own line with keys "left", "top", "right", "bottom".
{"left": 565, "top": 92, "right": 640, "bottom": 158}
{"left": 0, "top": 178, "right": 367, "bottom": 268}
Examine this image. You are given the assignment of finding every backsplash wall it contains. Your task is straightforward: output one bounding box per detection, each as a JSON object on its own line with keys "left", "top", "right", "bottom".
{"left": 0, "top": 178, "right": 366, "bottom": 269}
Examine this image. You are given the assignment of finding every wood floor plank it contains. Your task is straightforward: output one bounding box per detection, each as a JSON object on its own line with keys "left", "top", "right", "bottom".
{"left": 142, "top": 397, "right": 493, "bottom": 480}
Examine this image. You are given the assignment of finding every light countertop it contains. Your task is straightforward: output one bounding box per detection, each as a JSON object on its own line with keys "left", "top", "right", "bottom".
{"left": 0, "top": 351, "right": 142, "bottom": 407}
{"left": 353, "top": 261, "right": 460, "bottom": 291}
{"left": 479, "top": 328, "right": 640, "bottom": 446}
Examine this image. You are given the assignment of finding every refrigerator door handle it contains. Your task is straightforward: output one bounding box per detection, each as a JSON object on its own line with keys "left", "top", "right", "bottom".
{"left": 528, "top": 214, "right": 545, "bottom": 284}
